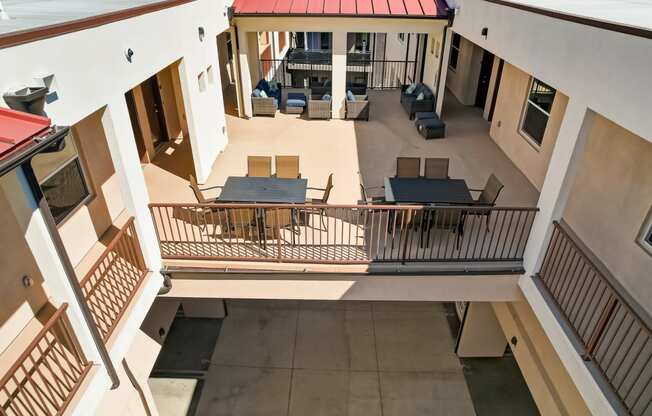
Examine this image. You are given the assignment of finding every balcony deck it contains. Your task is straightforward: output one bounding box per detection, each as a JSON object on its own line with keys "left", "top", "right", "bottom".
{"left": 144, "top": 91, "right": 539, "bottom": 272}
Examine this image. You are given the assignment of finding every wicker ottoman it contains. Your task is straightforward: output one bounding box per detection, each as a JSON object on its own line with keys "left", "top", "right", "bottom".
{"left": 286, "top": 93, "right": 307, "bottom": 114}
{"left": 416, "top": 116, "right": 446, "bottom": 139}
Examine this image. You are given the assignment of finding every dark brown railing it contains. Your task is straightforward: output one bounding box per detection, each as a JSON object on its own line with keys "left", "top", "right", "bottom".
{"left": 537, "top": 221, "right": 652, "bottom": 416}
{"left": 0, "top": 304, "right": 92, "bottom": 416}
{"left": 149, "top": 203, "right": 538, "bottom": 265}
{"left": 79, "top": 217, "right": 148, "bottom": 342}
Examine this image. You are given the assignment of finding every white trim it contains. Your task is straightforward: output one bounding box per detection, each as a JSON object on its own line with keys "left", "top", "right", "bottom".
{"left": 518, "top": 77, "right": 555, "bottom": 148}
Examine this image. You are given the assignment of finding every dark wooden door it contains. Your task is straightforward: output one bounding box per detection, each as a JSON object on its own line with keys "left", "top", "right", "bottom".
{"left": 475, "top": 50, "right": 494, "bottom": 108}
{"left": 124, "top": 90, "right": 147, "bottom": 162}
{"left": 141, "top": 76, "right": 168, "bottom": 149}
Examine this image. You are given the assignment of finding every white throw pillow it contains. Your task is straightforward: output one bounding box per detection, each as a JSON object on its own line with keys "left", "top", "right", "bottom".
{"left": 259, "top": 90, "right": 268, "bottom": 98}
{"left": 406, "top": 83, "right": 417, "bottom": 94}
{"left": 416, "top": 92, "right": 425, "bottom": 101}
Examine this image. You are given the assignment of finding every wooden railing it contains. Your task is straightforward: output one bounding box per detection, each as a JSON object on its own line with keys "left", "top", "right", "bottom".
{"left": 79, "top": 217, "right": 148, "bottom": 342}
{"left": 537, "top": 221, "right": 652, "bottom": 416}
{"left": 149, "top": 203, "right": 538, "bottom": 265}
{"left": 0, "top": 304, "right": 92, "bottom": 416}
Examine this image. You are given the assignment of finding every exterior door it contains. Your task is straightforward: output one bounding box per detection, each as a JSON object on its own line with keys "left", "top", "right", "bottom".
{"left": 141, "top": 76, "right": 168, "bottom": 149}
{"left": 474, "top": 50, "right": 494, "bottom": 108}
{"left": 125, "top": 90, "right": 148, "bottom": 162}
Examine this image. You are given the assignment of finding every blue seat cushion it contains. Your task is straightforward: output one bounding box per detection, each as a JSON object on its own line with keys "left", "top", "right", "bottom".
{"left": 256, "top": 79, "right": 271, "bottom": 95}
{"left": 287, "top": 92, "right": 306, "bottom": 107}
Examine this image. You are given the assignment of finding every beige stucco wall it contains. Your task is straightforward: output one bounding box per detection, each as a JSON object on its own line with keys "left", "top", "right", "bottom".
{"left": 445, "top": 36, "right": 483, "bottom": 106}
{"left": 489, "top": 62, "right": 568, "bottom": 191}
{"left": 0, "top": 176, "right": 51, "bottom": 353}
{"left": 493, "top": 301, "right": 591, "bottom": 416}
{"left": 58, "top": 109, "right": 126, "bottom": 266}
{"left": 563, "top": 114, "right": 652, "bottom": 312}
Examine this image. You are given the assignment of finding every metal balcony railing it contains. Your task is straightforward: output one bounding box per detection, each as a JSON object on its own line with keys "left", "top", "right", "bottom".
{"left": 536, "top": 221, "right": 652, "bottom": 415}
{"left": 149, "top": 203, "right": 538, "bottom": 265}
{"left": 79, "top": 217, "right": 149, "bottom": 342}
{"left": 0, "top": 304, "right": 92, "bottom": 416}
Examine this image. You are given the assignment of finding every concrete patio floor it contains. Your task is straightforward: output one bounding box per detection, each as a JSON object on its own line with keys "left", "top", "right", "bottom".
{"left": 143, "top": 90, "right": 539, "bottom": 208}
{"left": 195, "top": 300, "right": 476, "bottom": 416}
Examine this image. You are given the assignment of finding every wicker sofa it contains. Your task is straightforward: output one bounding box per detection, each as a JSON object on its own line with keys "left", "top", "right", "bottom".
{"left": 345, "top": 94, "right": 370, "bottom": 121}
{"left": 308, "top": 95, "right": 332, "bottom": 119}
{"left": 400, "top": 83, "right": 435, "bottom": 119}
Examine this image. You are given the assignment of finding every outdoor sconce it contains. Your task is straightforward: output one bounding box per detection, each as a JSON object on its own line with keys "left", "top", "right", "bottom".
{"left": 481, "top": 27, "right": 488, "bottom": 39}
{"left": 198, "top": 26, "right": 205, "bottom": 42}
{"left": 125, "top": 48, "right": 134, "bottom": 62}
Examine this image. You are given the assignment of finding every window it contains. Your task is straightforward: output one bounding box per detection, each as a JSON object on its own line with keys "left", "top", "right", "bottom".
{"left": 398, "top": 33, "right": 405, "bottom": 43}
{"left": 449, "top": 33, "right": 461, "bottom": 70}
{"left": 638, "top": 206, "right": 652, "bottom": 256}
{"left": 296, "top": 32, "right": 305, "bottom": 49}
{"left": 520, "top": 78, "right": 556, "bottom": 146}
{"left": 198, "top": 71, "right": 206, "bottom": 92}
{"left": 31, "top": 133, "right": 90, "bottom": 224}
{"left": 206, "top": 65, "right": 215, "bottom": 85}
{"left": 320, "top": 32, "right": 330, "bottom": 50}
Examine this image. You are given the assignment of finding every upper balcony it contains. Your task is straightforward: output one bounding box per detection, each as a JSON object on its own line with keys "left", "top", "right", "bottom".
{"left": 143, "top": 91, "right": 540, "bottom": 275}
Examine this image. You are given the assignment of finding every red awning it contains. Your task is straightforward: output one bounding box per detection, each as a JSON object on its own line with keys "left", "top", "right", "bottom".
{"left": 0, "top": 108, "right": 51, "bottom": 159}
{"left": 232, "top": 0, "right": 449, "bottom": 18}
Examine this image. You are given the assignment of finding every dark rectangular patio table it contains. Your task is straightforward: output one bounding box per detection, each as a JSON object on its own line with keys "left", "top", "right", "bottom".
{"left": 384, "top": 177, "right": 474, "bottom": 205}
{"left": 218, "top": 176, "right": 308, "bottom": 247}
{"left": 219, "top": 176, "right": 307, "bottom": 203}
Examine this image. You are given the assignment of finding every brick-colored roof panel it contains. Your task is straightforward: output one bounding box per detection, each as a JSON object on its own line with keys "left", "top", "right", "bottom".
{"left": 233, "top": 0, "right": 447, "bottom": 17}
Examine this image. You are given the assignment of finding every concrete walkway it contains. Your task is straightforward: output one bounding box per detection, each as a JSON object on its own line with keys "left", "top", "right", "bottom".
{"left": 195, "top": 300, "right": 475, "bottom": 416}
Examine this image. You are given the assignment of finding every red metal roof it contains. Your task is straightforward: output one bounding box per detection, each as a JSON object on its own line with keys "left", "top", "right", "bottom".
{"left": 0, "top": 108, "right": 51, "bottom": 159}
{"left": 232, "top": 0, "right": 448, "bottom": 17}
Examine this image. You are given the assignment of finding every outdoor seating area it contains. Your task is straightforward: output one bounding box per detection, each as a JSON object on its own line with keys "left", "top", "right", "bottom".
{"left": 144, "top": 90, "right": 540, "bottom": 267}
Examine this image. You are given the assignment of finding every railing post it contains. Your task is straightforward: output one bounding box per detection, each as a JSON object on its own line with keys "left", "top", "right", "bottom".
{"left": 400, "top": 208, "right": 412, "bottom": 264}
{"left": 274, "top": 208, "right": 283, "bottom": 262}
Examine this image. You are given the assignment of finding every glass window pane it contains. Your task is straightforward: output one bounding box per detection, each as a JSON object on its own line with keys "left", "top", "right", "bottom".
{"left": 449, "top": 48, "right": 459, "bottom": 69}
{"left": 31, "top": 133, "right": 79, "bottom": 182}
{"left": 452, "top": 33, "right": 461, "bottom": 48}
{"left": 40, "top": 159, "right": 89, "bottom": 223}
{"left": 522, "top": 103, "right": 548, "bottom": 145}
{"left": 646, "top": 227, "right": 652, "bottom": 245}
{"left": 529, "top": 79, "right": 556, "bottom": 113}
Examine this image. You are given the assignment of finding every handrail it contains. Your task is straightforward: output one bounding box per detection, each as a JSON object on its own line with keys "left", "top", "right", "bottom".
{"left": 149, "top": 203, "right": 539, "bottom": 265}
{"left": 536, "top": 220, "right": 652, "bottom": 416}
{"left": 79, "top": 217, "right": 149, "bottom": 342}
{"left": 0, "top": 303, "right": 92, "bottom": 415}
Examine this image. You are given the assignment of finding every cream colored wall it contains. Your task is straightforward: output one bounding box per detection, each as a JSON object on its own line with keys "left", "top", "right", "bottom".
{"left": 563, "top": 114, "right": 652, "bottom": 312}
{"left": 492, "top": 301, "right": 591, "bottom": 416}
{"left": 0, "top": 177, "right": 51, "bottom": 353}
{"left": 445, "top": 36, "right": 482, "bottom": 105}
{"left": 58, "top": 109, "right": 126, "bottom": 267}
{"left": 489, "top": 62, "right": 568, "bottom": 191}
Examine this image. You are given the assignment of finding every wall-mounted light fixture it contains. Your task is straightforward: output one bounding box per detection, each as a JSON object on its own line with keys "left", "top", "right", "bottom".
{"left": 198, "top": 26, "right": 205, "bottom": 42}
{"left": 125, "top": 48, "right": 134, "bottom": 62}
{"left": 481, "top": 27, "right": 488, "bottom": 39}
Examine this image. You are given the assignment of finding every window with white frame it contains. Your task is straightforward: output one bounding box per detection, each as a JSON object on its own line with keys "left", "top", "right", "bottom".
{"left": 31, "top": 132, "right": 91, "bottom": 224}
{"left": 520, "top": 78, "right": 556, "bottom": 146}
{"left": 638, "top": 206, "right": 652, "bottom": 256}
{"left": 449, "top": 33, "right": 461, "bottom": 71}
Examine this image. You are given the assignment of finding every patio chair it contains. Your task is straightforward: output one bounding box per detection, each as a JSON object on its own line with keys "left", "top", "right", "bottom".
{"left": 225, "top": 208, "right": 257, "bottom": 240}
{"left": 424, "top": 158, "right": 450, "bottom": 179}
{"left": 358, "top": 172, "right": 385, "bottom": 205}
{"left": 263, "top": 207, "right": 298, "bottom": 243}
{"left": 468, "top": 174, "right": 504, "bottom": 231}
{"left": 307, "top": 173, "right": 333, "bottom": 228}
{"left": 345, "top": 94, "right": 370, "bottom": 121}
{"left": 275, "top": 155, "right": 300, "bottom": 179}
{"left": 189, "top": 174, "right": 209, "bottom": 204}
{"left": 247, "top": 156, "right": 272, "bottom": 177}
{"left": 396, "top": 157, "right": 420, "bottom": 178}
{"left": 308, "top": 95, "right": 332, "bottom": 119}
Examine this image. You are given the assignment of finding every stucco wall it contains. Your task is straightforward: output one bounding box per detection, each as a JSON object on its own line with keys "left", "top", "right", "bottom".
{"left": 0, "top": 177, "right": 50, "bottom": 353}
{"left": 445, "top": 36, "right": 482, "bottom": 105}
{"left": 489, "top": 62, "right": 568, "bottom": 191}
{"left": 563, "top": 114, "right": 652, "bottom": 312}
{"left": 58, "top": 109, "right": 126, "bottom": 267}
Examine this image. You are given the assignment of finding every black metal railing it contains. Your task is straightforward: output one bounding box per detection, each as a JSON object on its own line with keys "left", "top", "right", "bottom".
{"left": 260, "top": 56, "right": 417, "bottom": 90}
{"left": 537, "top": 221, "right": 652, "bottom": 416}
{"left": 149, "top": 203, "right": 538, "bottom": 265}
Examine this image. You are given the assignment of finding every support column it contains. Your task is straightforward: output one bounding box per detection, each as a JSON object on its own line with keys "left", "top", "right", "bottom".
{"left": 237, "top": 29, "right": 259, "bottom": 118}
{"left": 102, "top": 98, "right": 162, "bottom": 273}
{"left": 331, "top": 31, "right": 348, "bottom": 119}
{"left": 435, "top": 27, "right": 452, "bottom": 116}
{"left": 522, "top": 98, "right": 592, "bottom": 276}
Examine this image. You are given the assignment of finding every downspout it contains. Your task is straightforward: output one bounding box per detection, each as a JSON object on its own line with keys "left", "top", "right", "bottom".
{"left": 21, "top": 162, "right": 121, "bottom": 389}
{"left": 433, "top": 10, "right": 455, "bottom": 109}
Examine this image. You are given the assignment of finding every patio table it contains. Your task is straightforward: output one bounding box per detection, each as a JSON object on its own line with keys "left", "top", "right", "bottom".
{"left": 218, "top": 176, "right": 307, "bottom": 247}
{"left": 384, "top": 177, "right": 473, "bottom": 205}
{"left": 219, "top": 176, "right": 307, "bottom": 203}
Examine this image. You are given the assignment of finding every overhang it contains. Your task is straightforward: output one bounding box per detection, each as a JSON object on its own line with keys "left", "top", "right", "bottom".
{"left": 232, "top": 0, "right": 449, "bottom": 19}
